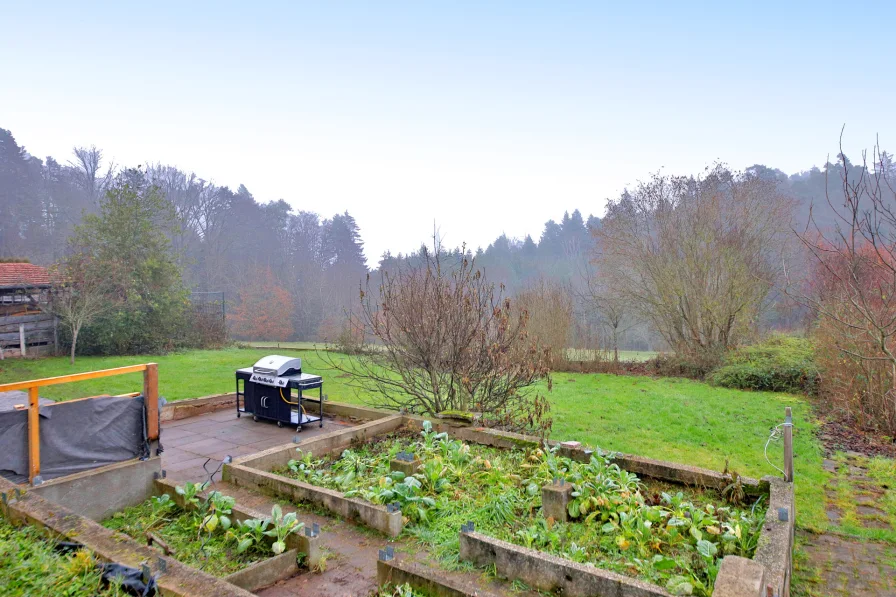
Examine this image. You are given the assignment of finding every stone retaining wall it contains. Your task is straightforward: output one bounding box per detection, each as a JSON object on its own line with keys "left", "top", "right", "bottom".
{"left": 459, "top": 530, "right": 672, "bottom": 597}
{"left": 377, "top": 557, "right": 502, "bottom": 597}
{"left": 224, "top": 463, "right": 404, "bottom": 537}
{"left": 161, "top": 393, "right": 235, "bottom": 421}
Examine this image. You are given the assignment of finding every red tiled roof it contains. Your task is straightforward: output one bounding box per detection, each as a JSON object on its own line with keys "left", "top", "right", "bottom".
{"left": 0, "top": 263, "right": 52, "bottom": 288}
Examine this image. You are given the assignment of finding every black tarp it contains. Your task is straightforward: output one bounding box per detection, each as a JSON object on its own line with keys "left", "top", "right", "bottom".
{"left": 0, "top": 395, "right": 147, "bottom": 483}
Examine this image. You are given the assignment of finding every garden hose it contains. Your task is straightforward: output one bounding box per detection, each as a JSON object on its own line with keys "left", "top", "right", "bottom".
{"left": 279, "top": 387, "right": 308, "bottom": 416}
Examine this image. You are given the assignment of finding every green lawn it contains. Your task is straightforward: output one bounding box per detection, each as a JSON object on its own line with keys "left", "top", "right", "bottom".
{"left": 565, "top": 348, "right": 657, "bottom": 362}
{"left": 0, "top": 347, "right": 868, "bottom": 543}
{"left": 0, "top": 347, "right": 360, "bottom": 403}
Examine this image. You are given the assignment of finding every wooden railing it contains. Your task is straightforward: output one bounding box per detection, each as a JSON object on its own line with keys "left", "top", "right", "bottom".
{"left": 0, "top": 363, "right": 159, "bottom": 484}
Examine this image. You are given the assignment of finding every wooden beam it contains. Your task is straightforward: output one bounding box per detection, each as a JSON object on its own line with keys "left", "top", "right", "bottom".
{"left": 144, "top": 363, "right": 159, "bottom": 441}
{"left": 28, "top": 386, "right": 39, "bottom": 483}
{"left": 783, "top": 407, "right": 794, "bottom": 482}
{"left": 0, "top": 364, "right": 149, "bottom": 393}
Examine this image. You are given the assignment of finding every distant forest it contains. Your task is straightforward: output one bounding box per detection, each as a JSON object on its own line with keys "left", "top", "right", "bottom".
{"left": 1, "top": 126, "right": 888, "bottom": 348}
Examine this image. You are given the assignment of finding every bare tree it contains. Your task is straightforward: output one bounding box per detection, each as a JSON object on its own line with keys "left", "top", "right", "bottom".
{"left": 326, "top": 241, "right": 553, "bottom": 433}
{"left": 516, "top": 278, "right": 573, "bottom": 368}
{"left": 787, "top": 134, "right": 896, "bottom": 434}
{"left": 70, "top": 146, "right": 114, "bottom": 205}
{"left": 575, "top": 257, "right": 637, "bottom": 364}
{"left": 32, "top": 253, "right": 120, "bottom": 364}
{"left": 596, "top": 165, "right": 795, "bottom": 358}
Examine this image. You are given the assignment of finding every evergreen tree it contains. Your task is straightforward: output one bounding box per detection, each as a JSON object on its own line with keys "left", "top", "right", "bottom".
{"left": 72, "top": 168, "right": 189, "bottom": 354}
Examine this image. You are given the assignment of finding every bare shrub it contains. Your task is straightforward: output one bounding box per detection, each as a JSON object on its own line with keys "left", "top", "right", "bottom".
{"left": 789, "top": 137, "right": 896, "bottom": 435}
{"left": 318, "top": 312, "right": 366, "bottom": 355}
{"left": 515, "top": 279, "right": 573, "bottom": 369}
{"left": 327, "top": 245, "right": 553, "bottom": 434}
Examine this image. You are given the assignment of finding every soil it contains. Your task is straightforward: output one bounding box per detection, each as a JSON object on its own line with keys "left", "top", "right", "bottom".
{"left": 816, "top": 411, "right": 896, "bottom": 459}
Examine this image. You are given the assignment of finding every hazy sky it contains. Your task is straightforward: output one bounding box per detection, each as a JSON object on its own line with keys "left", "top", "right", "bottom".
{"left": 2, "top": 1, "right": 893, "bottom": 264}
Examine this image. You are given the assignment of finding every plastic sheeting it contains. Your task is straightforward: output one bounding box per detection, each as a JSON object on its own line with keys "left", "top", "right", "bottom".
{"left": 0, "top": 395, "right": 147, "bottom": 484}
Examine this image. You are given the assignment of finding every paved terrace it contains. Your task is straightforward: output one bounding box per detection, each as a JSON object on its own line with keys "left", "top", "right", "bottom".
{"left": 161, "top": 410, "right": 355, "bottom": 483}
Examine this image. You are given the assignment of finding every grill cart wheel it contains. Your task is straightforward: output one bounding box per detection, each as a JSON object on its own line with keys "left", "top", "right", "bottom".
{"left": 277, "top": 421, "right": 283, "bottom": 428}
{"left": 253, "top": 415, "right": 258, "bottom": 422}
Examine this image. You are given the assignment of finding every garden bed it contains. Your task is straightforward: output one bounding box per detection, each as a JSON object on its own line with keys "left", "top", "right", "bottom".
{"left": 0, "top": 517, "right": 130, "bottom": 597}
{"left": 102, "top": 482, "right": 307, "bottom": 585}
{"left": 272, "top": 423, "right": 768, "bottom": 595}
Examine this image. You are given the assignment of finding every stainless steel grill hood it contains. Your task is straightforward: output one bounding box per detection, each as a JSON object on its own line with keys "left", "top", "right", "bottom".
{"left": 252, "top": 355, "right": 302, "bottom": 377}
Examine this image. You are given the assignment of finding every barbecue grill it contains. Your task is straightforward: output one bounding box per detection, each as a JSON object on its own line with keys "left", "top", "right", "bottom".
{"left": 236, "top": 355, "right": 324, "bottom": 431}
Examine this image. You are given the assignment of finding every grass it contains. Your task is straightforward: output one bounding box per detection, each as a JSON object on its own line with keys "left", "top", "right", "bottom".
{"left": 565, "top": 348, "right": 657, "bottom": 362}
{"left": 245, "top": 341, "right": 326, "bottom": 350}
{"left": 0, "top": 347, "right": 360, "bottom": 403}
{"left": 0, "top": 518, "right": 129, "bottom": 596}
{"left": 0, "top": 346, "right": 880, "bottom": 546}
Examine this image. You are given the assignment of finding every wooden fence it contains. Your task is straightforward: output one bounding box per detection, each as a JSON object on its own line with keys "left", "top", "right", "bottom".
{"left": 0, "top": 364, "right": 159, "bottom": 484}
{"left": 0, "top": 313, "right": 57, "bottom": 358}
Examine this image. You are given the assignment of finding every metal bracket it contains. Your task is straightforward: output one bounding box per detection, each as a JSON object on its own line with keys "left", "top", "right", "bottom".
{"left": 378, "top": 545, "right": 395, "bottom": 561}
{"left": 305, "top": 522, "right": 320, "bottom": 537}
{"left": 777, "top": 507, "right": 789, "bottom": 522}
{"left": 1, "top": 488, "right": 23, "bottom": 506}
{"left": 386, "top": 502, "right": 401, "bottom": 514}
{"left": 461, "top": 521, "right": 475, "bottom": 533}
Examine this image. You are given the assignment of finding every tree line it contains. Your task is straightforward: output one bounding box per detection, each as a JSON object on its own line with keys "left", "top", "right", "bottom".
{"left": 1, "top": 125, "right": 892, "bottom": 355}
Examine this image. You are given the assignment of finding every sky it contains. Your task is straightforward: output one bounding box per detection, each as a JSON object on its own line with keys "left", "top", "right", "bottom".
{"left": 2, "top": 1, "right": 894, "bottom": 265}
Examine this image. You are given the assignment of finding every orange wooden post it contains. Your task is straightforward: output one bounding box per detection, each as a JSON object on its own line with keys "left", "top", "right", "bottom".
{"left": 144, "top": 363, "right": 159, "bottom": 442}
{"left": 28, "top": 386, "right": 40, "bottom": 483}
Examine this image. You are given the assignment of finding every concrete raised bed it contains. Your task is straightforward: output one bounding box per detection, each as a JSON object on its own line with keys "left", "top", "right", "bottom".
{"left": 153, "top": 476, "right": 322, "bottom": 569}
{"left": 0, "top": 477, "right": 255, "bottom": 597}
{"left": 223, "top": 403, "right": 795, "bottom": 596}
{"left": 377, "top": 556, "right": 502, "bottom": 597}
{"left": 224, "top": 415, "right": 407, "bottom": 537}
{"left": 1, "top": 457, "right": 323, "bottom": 596}
{"left": 459, "top": 529, "right": 672, "bottom": 597}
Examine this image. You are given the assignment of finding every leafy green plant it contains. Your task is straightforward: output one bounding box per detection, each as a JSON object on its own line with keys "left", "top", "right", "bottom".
{"left": 263, "top": 504, "right": 303, "bottom": 554}
{"left": 420, "top": 420, "right": 448, "bottom": 452}
{"left": 175, "top": 482, "right": 203, "bottom": 509}
{"left": 287, "top": 450, "right": 326, "bottom": 484}
{"left": 200, "top": 491, "right": 235, "bottom": 534}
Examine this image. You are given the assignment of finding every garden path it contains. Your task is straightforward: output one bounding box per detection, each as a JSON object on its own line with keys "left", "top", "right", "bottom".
{"left": 793, "top": 453, "right": 896, "bottom": 596}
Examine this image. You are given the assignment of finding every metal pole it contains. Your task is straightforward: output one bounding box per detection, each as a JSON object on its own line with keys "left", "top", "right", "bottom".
{"left": 783, "top": 407, "right": 794, "bottom": 482}
{"left": 19, "top": 324, "right": 26, "bottom": 357}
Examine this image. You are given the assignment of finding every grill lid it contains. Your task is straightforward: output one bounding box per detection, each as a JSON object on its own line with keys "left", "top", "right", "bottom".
{"left": 252, "top": 355, "right": 302, "bottom": 377}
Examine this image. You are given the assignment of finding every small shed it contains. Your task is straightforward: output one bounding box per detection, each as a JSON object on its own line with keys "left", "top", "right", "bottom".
{"left": 0, "top": 262, "right": 57, "bottom": 358}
